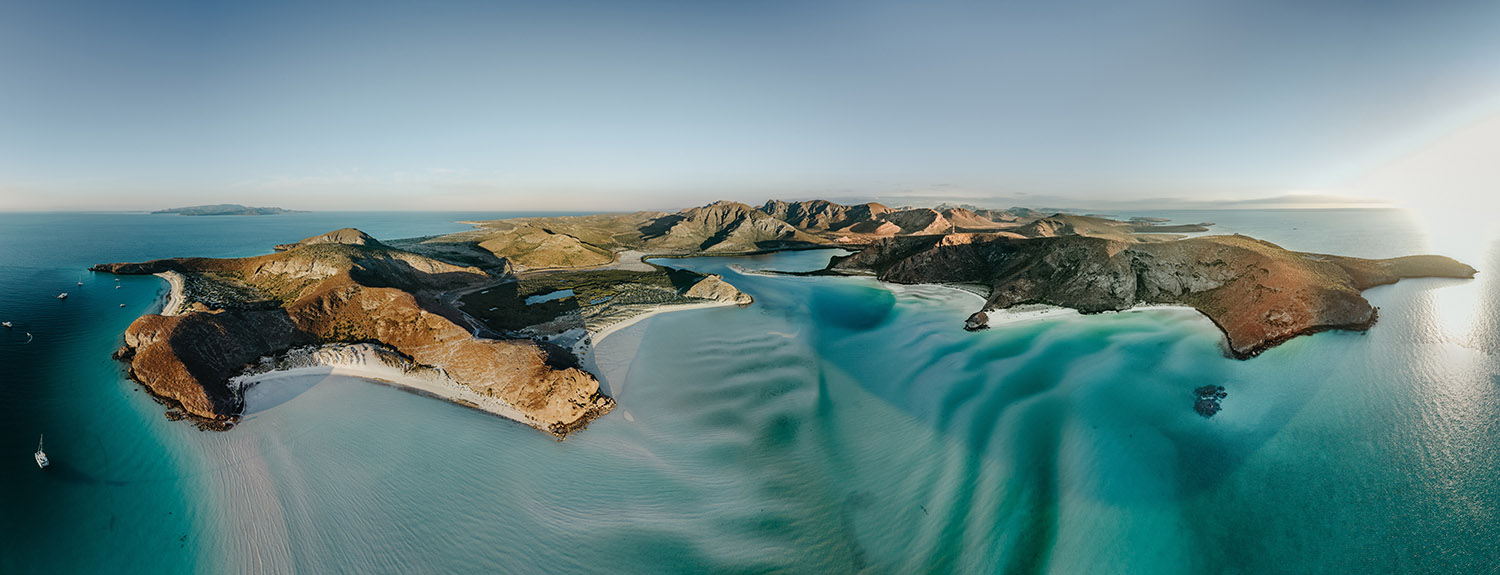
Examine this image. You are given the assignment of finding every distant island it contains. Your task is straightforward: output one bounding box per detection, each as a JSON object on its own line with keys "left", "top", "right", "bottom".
{"left": 152, "top": 204, "right": 301, "bottom": 216}
{"left": 95, "top": 199, "right": 1475, "bottom": 435}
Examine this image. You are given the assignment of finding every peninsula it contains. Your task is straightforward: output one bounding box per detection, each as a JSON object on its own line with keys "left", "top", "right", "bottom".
{"left": 152, "top": 204, "right": 301, "bottom": 216}
{"left": 95, "top": 225, "right": 751, "bottom": 436}
{"left": 98, "top": 199, "right": 1475, "bottom": 435}
{"left": 822, "top": 224, "right": 1477, "bottom": 358}
{"left": 95, "top": 229, "right": 618, "bottom": 436}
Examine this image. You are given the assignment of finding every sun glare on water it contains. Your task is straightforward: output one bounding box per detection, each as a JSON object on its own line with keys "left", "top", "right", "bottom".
{"left": 1402, "top": 198, "right": 1497, "bottom": 348}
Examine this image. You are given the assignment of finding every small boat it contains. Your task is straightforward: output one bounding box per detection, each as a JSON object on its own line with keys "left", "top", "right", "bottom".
{"left": 56, "top": 293, "right": 68, "bottom": 299}
{"left": 119, "top": 304, "right": 126, "bottom": 307}
{"left": 1, "top": 321, "right": 11, "bottom": 328}
{"left": 115, "top": 285, "right": 121, "bottom": 289}
{"left": 34, "top": 435, "right": 49, "bottom": 469}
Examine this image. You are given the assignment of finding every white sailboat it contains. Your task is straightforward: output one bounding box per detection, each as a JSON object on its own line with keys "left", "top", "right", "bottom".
{"left": 2, "top": 321, "right": 11, "bottom": 328}
{"left": 34, "top": 435, "right": 49, "bottom": 469}
{"left": 56, "top": 293, "right": 68, "bottom": 300}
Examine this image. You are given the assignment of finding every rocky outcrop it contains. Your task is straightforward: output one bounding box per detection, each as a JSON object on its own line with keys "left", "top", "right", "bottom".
{"left": 964, "top": 311, "right": 989, "bottom": 331}
{"left": 1194, "top": 385, "right": 1228, "bottom": 417}
{"left": 830, "top": 233, "right": 1477, "bottom": 358}
{"left": 98, "top": 230, "right": 614, "bottom": 437}
{"left": 684, "top": 274, "right": 754, "bottom": 305}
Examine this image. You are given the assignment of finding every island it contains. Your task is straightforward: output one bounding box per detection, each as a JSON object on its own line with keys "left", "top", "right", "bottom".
{"left": 152, "top": 204, "right": 301, "bottom": 216}
{"left": 97, "top": 199, "right": 1475, "bottom": 435}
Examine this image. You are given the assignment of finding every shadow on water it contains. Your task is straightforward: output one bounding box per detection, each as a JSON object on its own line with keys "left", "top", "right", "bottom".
{"left": 42, "top": 460, "right": 129, "bottom": 487}
{"left": 241, "top": 373, "right": 328, "bottom": 415}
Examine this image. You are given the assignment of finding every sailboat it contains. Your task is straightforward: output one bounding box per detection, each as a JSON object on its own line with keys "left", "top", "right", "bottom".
{"left": 56, "top": 293, "right": 68, "bottom": 300}
{"left": 2, "top": 321, "right": 11, "bottom": 328}
{"left": 34, "top": 435, "right": 49, "bottom": 469}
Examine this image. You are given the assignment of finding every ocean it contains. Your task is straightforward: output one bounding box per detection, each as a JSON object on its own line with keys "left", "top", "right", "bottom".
{"left": 1, "top": 209, "right": 1495, "bottom": 573}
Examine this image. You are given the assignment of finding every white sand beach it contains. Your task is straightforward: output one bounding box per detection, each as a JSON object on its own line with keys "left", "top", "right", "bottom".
{"left": 155, "top": 271, "right": 187, "bottom": 316}
{"left": 590, "top": 300, "right": 740, "bottom": 345}
{"left": 232, "top": 343, "right": 538, "bottom": 428}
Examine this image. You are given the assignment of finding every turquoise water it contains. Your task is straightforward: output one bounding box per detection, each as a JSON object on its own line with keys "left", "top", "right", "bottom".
{"left": 2, "top": 210, "right": 1496, "bottom": 573}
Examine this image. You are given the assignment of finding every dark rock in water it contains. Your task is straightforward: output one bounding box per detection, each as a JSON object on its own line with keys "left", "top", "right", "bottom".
{"left": 964, "top": 311, "right": 989, "bottom": 331}
{"left": 1193, "top": 385, "right": 1227, "bottom": 417}
{"left": 164, "top": 410, "right": 186, "bottom": 421}
{"left": 1194, "top": 398, "right": 1222, "bottom": 417}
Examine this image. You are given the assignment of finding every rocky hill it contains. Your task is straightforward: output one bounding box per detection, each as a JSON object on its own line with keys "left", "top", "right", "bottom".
{"left": 273, "top": 227, "right": 383, "bottom": 251}
{"left": 395, "top": 199, "right": 1211, "bottom": 274}
{"left": 758, "top": 199, "right": 892, "bottom": 231}
{"left": 94, "top": 229, "right": 613, "bottom": 436}
{"left": 939, "top": 207, "right": 1006, "bottom": 230}
{"left": 639, "top": 201, "right": 824, "bottom": 253}
{"left": 474, "top": 225, "right": 615, "bottom": 270}
{"left": 830, "top": 233, "right": 1477, "bottom": 358}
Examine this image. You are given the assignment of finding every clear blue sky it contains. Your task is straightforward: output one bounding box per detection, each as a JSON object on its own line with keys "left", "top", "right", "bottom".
{"left": 3, "top": 0, "right": 1499, "bottom": 211}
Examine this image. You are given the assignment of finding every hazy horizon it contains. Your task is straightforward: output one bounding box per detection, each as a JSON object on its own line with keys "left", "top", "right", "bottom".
{"left": 0, "top": 192, "right": 1403, "bottom": 215}
{"left": 3, "top": 0, "right": 1498, "bottom": 214}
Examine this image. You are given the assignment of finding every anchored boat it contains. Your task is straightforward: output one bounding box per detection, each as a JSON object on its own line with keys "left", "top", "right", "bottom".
{"left": 56, "top": 293, "right": 68, "bottom": 300}
{"left": 34, "top": 435, "right": 49, "bottom": 469}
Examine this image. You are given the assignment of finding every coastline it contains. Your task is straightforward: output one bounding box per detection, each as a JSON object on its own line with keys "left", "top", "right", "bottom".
{"left": 590, "top": 300, "right": 740, "bottom": 345}
{"left": 154, "top": 271, "right": 187, "bottom": 316}
{"left": 973, "top": 302, "right": 1207, "bottom": 327}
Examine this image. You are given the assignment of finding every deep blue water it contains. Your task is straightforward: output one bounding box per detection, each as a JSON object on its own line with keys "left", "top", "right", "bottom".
{"left": 2, "top": 209, "right": 1496, "bottom": 573}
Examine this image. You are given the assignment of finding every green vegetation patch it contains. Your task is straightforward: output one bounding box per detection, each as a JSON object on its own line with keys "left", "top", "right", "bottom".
{"left": 460, "top": 267, "right": 707, "bottom": 332}
{"left": 184, "top": 272, "right": 284, "bottom": 311}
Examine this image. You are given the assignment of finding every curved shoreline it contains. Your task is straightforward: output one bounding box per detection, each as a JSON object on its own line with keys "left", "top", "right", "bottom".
{"left": 154, "top": 271, "right": 187, "bottom": 316}
{"left": 591, "top": 300, "right": 740, "bottom": 345}
{"left": 231, "top": 344, "right": 539, "bottom": 428}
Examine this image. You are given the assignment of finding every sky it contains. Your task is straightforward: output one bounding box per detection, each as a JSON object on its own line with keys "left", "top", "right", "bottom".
{"left": 2, "top": 0, "right": 1499, "bottom": 212}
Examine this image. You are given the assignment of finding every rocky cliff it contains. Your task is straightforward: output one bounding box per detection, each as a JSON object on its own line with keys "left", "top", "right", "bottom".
{"left": 684, "top": 274, "right": 754, "bottom": 305}
{"left": 830, "top": 233, "right": 1477, "bottom": 358}
{"left": 95, "top": 229, "right": 614, "bottom": 436}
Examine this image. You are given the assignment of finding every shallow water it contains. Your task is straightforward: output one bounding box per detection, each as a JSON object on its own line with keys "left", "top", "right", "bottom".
{"left": 2, "top": 210, "right": 1496, "bottom": 573}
